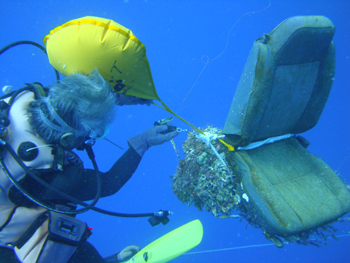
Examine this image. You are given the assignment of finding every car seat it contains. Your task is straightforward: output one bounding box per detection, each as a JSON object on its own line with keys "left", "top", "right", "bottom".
{"left": 223, "top": 16, "right": 350, "bottom": 241}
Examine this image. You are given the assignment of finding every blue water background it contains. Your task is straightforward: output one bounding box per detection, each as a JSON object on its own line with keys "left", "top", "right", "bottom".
{"left": 1, "top": 1, "right": 349, "bottom": 262}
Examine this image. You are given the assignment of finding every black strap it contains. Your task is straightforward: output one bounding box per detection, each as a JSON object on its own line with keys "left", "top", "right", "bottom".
{"left": 0, "top": 206, "right": 18, "bottom": 232}
{"left": 13, "top": 211, "right": 49, "bottom": 249}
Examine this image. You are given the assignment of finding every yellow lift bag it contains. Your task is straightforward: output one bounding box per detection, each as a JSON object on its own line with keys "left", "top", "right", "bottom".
{"left": 44, "top": 16, "right": 206, "bottom": 136}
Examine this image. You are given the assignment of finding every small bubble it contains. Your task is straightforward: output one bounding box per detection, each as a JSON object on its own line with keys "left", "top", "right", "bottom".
{"left": 2, "top": 85, "right": 12, "bottom": 94}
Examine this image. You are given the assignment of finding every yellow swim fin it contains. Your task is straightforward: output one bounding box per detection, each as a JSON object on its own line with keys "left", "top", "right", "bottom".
{"left": 125, "top": 219, "right": 203, "bottom": 263}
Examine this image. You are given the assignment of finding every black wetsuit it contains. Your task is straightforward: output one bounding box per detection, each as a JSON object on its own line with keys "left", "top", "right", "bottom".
{"left": 1, "top": 146, "right": 141, "bottom": 263}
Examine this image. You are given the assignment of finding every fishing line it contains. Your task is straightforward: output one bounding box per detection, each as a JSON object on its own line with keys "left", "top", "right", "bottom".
{"left": 186, "top": 242, "right": 274, "bottom": 255}
{"left": 177, "top": 0, "right": 271, "bottom": 113}
{"left": 184, "top": 233, "right": 350, "bottom": 255}
{"left": 335, "top": 154, "right": 350, "bottom": 174}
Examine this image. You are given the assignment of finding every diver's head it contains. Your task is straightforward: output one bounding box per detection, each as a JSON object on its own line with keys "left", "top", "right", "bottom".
{"left": 27, "top": 70, "right": 116, "bottom": 150}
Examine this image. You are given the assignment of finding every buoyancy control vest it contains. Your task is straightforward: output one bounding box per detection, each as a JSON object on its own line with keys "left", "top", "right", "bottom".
{"left": 0, "top": 89, "right": 91, "bottom": 263}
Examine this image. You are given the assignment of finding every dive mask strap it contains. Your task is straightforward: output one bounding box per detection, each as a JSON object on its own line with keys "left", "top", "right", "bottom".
{"left": 39, "top": 97, "right": 108, "bottom": 142}
{"left": 39, "top": 96, "right": 87, "bottom": 138}
{"left": 41, "top": 96, "right": 75, "bottom": 133}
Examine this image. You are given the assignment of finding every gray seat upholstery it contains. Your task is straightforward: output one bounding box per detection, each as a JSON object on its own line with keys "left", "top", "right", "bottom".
{"left": 224, "top": 16, "right": 336, "bottom": 147}
{"left": 224, "top": 16, "right": 350, "bottom": 238}
{"left": 228, "top": 137, "right": 350, "bottom": 236}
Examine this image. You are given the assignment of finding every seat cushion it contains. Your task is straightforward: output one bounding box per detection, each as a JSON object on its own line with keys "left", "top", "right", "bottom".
{"left": 228, "top": 137, "right": 350, "bottom": 236}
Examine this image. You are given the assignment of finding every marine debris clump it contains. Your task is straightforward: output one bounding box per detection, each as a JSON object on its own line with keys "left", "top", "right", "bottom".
{"left": 171, "top": 125, "right": 346, "bottom": 248}
{"left": 171, "top": 126, "right": 241, "bottom": 218}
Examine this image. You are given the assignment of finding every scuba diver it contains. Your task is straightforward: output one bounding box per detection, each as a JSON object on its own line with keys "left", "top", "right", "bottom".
{"left": 0, "top": 70, "right": 179, "bottom": 263}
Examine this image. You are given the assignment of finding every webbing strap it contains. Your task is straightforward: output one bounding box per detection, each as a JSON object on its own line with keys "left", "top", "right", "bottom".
{"left": 237, "top": 134, "right": 295, "bottom": 151}
{"left": 0, "top": 206, "right": 18, "bottom": 232}
{"left": 13, "top": 212, "right": 49, "bottom": 249}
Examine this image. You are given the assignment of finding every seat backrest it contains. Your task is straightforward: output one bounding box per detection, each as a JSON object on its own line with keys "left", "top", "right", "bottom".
{"left": 223, "top": 16, "right": 335, "bottom": 147}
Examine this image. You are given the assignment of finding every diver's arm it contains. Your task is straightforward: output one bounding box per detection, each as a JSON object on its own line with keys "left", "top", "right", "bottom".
{"left": 98, "top": 146, "right": 142, "bottom": 197}
{"left": 73, "top": 146, "right": 141, "bottom": 200}
{"left": 42, "top": 146, "right": 141, "bottom": 201}
{"left": 48, "top": 125, "right": 177, "bottom": 201}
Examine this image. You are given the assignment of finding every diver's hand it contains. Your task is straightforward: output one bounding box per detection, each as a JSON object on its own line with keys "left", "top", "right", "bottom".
{"left": 117, "top": 245, "right": 140, "bottom": 262}
{"left": 127, "top": 124, "right": 179, "bottom": 157}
